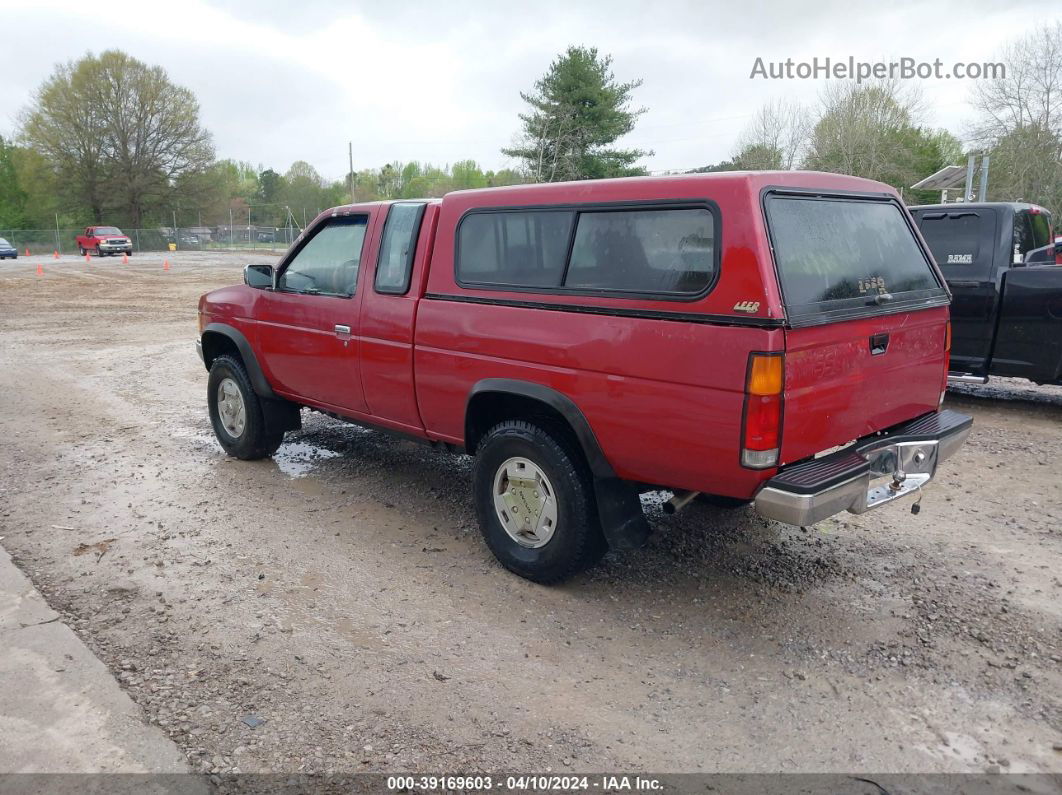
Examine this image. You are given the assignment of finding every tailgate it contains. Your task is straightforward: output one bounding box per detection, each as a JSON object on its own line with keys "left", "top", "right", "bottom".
{"left": 762, "top": 191, "right": 952, "bottom": 467}
{"left": 781, "top": 308, "right": 949, "bottom": 465}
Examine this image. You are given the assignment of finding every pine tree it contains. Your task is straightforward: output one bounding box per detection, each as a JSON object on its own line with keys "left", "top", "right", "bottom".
{"left": 503, "top": 46, "right": 650, "bottom": 181}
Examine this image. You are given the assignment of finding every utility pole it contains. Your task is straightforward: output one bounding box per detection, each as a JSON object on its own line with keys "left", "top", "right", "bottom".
{"left": 964, "top": 154, "right": 977, "bottom": 202}
{"left": 349, "top": 141, "right": 355, "bottom": 204}
{"left": 978, "top": 153, "right": 991, "bottom": 202}
{"left": 54, "top": 213, "right": 61, "bottom": 255}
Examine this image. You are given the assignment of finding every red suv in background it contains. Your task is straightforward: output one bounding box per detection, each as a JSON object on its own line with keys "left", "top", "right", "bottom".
{"left": 196, "top": 172, "right": 971, "bottom": 583}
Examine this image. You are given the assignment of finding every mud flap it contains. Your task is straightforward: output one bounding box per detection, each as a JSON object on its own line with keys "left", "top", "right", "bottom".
{"left": 261, "top": 398, "right": 302, "bottom": 433}
{"left": 594, "top": 478, "right": 650, "bottom": 551}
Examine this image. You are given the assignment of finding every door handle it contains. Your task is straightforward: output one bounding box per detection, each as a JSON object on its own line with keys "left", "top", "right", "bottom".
{"left": 334, "top": 324, "right": 351, "bottom": 339}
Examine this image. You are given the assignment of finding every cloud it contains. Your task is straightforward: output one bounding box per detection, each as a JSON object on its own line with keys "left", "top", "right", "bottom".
{"left": 0, "top": 0, "right": 1056, "bottom": 178}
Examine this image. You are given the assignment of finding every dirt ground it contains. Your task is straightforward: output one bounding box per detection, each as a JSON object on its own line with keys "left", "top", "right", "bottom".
{"left": 0, "top": 251, "right": 1060, "bottom": 778}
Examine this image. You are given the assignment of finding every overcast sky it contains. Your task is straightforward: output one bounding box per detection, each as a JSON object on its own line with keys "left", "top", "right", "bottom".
{"left": 0, "top": 0, "right": 1054, "bottom": 180}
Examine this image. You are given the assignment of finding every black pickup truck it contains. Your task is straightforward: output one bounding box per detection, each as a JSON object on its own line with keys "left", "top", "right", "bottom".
{"left": 911, "top": 202, "right": 1062, "bottom": 386}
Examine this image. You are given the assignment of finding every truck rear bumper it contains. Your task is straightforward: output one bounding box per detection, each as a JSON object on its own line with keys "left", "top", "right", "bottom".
{"left": 754, "top": 409, "right": 972, "bottom": 526}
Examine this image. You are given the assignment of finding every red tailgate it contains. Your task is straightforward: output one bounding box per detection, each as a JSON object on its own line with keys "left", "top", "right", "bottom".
{"left": 780, "top": 307, "right": 948, "bottom": 465}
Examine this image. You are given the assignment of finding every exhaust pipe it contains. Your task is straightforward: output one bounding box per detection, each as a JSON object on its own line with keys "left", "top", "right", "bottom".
{"left": 663, "top": 490, "right": 700, "bottom": 514}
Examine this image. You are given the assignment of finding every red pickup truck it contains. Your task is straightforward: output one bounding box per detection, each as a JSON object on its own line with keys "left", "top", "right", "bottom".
{"left": 196, "top": 172, "right": 971, "bottom": 583}
{"left": 77, "top": 226, "right": 133, "bottom": 257}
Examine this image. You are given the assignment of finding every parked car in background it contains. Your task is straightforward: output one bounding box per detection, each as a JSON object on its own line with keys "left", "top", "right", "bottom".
{"left": 76, "top": 226, "right": 133, "bottom": 257}
{"left": 0, "top": 238, "right": 17, "bottom": 260}
{"left": 197, "top": 172, "right": 970, "bottom": 583}
{"left": 179, "top": 232, "right": 200, "bottom": 247}
{"left": 911, "top": 202, "right": 1062, "bottom": 386}
{"left": 1024, "top": 234, "right": 1062, "bottom": 266}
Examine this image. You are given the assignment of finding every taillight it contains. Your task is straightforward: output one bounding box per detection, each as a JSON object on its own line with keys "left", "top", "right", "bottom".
{"left": 741, "top": 353, "right": 783, "bottom": 469}
{"left": 940, "top": 322, "right": 951, "bottom": 409}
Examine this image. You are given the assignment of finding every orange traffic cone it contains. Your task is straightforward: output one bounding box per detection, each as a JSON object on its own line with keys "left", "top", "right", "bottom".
{"left": 25, "top": 248, "right": 30, "bottom": 256}
{"left": 53, "top": 250, "right": 59, "bottom": 259}
{"left": 85, "top": 253, "right": 91, "bottom": 263}
{"left": 163, "top": 259, "right": 170, "bottom": 271}
{"left": 36, "top": 264, "right": 43, "bottom": 276}
{"left": 122, "top": 253, "right": 128, "bottom": 264}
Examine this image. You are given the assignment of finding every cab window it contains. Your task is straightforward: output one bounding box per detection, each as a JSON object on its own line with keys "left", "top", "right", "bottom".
{"left": 375, "top": 203, "right": 426, "bottom": 294}
{"left": 278, "top": 215, "right": 368, "bottom": 297}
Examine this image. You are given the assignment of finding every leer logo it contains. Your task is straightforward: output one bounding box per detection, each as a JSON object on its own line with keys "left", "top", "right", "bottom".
{"left": 733, "top": 300, "right": 760, "bottom": 313}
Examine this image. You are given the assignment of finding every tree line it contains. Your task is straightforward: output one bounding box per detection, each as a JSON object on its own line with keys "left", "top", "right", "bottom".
{"left": 2, "top": 23, "right": 1062, "bottom": 232}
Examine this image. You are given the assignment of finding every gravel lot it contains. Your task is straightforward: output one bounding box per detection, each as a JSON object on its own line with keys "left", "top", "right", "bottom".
{"left": 0, "top": 251, "right": 1060, "bottom": 778}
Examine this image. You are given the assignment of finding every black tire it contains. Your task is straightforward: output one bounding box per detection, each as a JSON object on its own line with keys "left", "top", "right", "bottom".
{"left": 95, "top": 245, "right": 102, "bottom": 257}
{"left": 207, "top": 354, "right": 284, "bottom": 459}
{"left": 78, "top": 246, "right": 85, "bottom": 256}
{"left": 695, "top": 494, "right": 752, "bottom": 509}
{"left": 472, "top": 420, "right": 606, "bottom": 584}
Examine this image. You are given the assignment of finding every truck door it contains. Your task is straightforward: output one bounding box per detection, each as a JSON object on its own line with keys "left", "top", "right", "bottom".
{"left": 254, "top": 212, "right": 375, "bottom": 414}
{"left": 358, "top": 202, "right": 433, "bottom": 434}
{"left": 914, "top": 208, "right": 998, "bottom": 376}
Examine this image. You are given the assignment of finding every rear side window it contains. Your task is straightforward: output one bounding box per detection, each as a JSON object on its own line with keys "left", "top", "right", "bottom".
{"left": 456, "top": 205, "right": 716, "bottom": 296}
{"left": 457, "top": 210, "right": 573, "bottom": 287}
{"left": 566, "top": 209, "right": 714, "bottom": 294}
{"left": 375, "top": 202, "right": 426, "bottom": 294}
{"left": 766, "top": 195, "right": 944, "bottom": 322}
{"left": 917, "top": 212, "right": 983, "bottom": 266}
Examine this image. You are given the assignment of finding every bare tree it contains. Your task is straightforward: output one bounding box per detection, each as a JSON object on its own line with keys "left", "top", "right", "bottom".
{"left": 733, "top": 99, "right": 811, "bottom": 170}
{"left": 969, "top": 23, "right": 1062, "bottom": 209}
{"left": 970, "top": 22, "right": 1062, "bottom": 143}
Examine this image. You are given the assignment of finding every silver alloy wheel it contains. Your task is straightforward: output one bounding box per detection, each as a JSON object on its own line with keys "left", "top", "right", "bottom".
{"left": 492, "top": 456, "right": 558, "bottom": 548}
{"left": 216, "top": 377, "right": 247, "bottom": 439}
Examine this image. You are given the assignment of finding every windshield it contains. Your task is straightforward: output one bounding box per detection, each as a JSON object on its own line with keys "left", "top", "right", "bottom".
{"left": 0, "top": 238, "right": 9, "bottom": 247}
{"left": 95, "top": 227, "right": 122, "bottom": 235}
{"left": 765, "top": 195, "right": 946, "bottom": 323}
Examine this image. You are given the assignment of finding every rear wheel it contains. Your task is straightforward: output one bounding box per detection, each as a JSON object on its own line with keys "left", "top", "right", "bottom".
{"left": 79, "top": 246, "right": 86, "bottom": 256}
{"left": 473, "top": 420, "right": 605, "bottom": 584}
{"left": 207, "top": 354, "right": 284, "bottom": 459}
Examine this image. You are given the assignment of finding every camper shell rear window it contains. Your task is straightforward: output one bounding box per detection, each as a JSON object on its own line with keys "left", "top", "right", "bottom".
{"left": 764, "top": 192, "right": 947, "bottom": 325}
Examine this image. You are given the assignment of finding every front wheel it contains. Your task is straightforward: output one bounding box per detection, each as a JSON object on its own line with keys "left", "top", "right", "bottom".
{"left": 95, "top": 245, "right": 102, "bottom": 257}
{"left": 472, "top": 420, "right": 605, "bottom": 584}
{"left": 207, "top": 354, "right": 284, "bottom": 459}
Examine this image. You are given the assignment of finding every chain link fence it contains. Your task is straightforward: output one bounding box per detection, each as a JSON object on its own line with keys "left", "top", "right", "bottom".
{"left": 0, "top": 224, "right": 304, "bottom": 257}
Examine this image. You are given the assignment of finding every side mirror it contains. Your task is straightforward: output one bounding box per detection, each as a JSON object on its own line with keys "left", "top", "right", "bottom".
{"left": 244, "top": 263, "right": 274, "bottom": 289}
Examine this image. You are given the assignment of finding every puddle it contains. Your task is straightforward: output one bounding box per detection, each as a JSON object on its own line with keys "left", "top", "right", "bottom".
{"left": 272, "top": 440, "right": 342, "bottom": 478}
